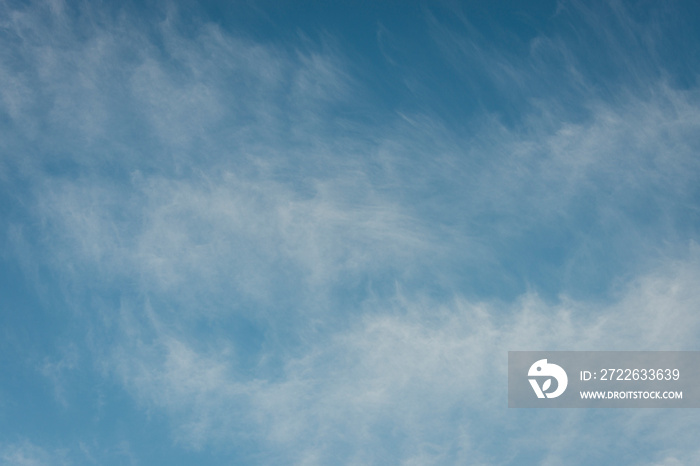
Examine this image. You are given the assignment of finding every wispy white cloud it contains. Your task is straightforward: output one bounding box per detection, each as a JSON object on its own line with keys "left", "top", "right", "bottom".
{"left": 102, "top": 247, "right": 700, "bottom": 462}
{"left": 40, "top": 342, "right": 79, "bottom": 407}
{"left": 0, "top": 440, "right": 69, "bottom": 466}
{"left": 3, "top": 0, "right": 700, "bottom": 464}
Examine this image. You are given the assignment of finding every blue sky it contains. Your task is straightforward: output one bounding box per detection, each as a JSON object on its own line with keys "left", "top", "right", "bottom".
{"left": 2, "top": 0, "right": 700, "bottom": 464}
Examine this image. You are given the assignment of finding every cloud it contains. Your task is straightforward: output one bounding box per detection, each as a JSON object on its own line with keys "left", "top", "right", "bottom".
{"left": 40, "top": 343, "right": 79, "bottom": 407}
{"left": 2, "top": 0, "right": 700, "bottom": 464}
{"left": 0, "top": 440, "right": 68, "bottom": 466}
{"left": 101, "top": 247, "right": 700, "bottom": 463}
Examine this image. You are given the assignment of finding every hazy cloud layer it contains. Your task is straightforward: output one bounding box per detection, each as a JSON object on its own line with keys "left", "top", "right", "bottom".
{"left": 2, "top": 0, "right": 700, "bottom": 464}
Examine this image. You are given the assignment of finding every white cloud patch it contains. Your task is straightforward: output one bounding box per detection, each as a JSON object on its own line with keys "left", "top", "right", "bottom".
{"left": 40, "top": 343, "right": 79, "bottom": 407}
{"left": 0, "top": 440, "right": 69, "bottom": 466}
{"left": 103, "top": 248, "right": 700, "bottom": 463}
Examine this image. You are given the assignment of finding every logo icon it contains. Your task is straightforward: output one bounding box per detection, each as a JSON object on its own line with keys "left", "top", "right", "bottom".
{"left": 528, "top": 359, "right": 568, "bottom": 398}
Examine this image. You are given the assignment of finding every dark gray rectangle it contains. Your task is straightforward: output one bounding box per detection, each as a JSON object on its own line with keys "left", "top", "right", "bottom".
{"left": 508, "top": 351, "right": 700, "bottom": 408}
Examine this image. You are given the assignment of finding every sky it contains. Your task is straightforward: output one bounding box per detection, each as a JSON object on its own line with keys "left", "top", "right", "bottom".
{"left": 1, "top": 0, "right": 700, "bottom": 464}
